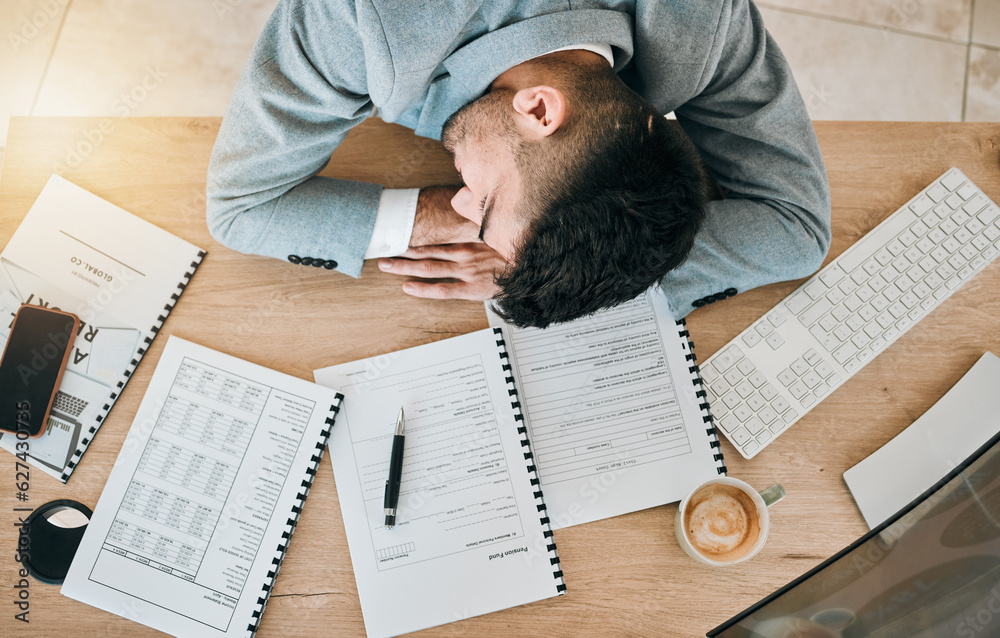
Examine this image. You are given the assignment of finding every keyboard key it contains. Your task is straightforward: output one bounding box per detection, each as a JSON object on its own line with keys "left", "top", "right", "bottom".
{"left": 876, "top": 312, "right": 895, "bottom": 329}
{"left": 909, "top": 196, "right": 932, "bottom": 215}
{"left": 845, "top": 359, "right": 860, "bottom": 372}
{"left": 859, "top": 347, "right": 874, "bottom": 361}
{"left": 801, "top": 395, "right": 816, "bottom": 408}
{"left": 713, "top": 345, "right": 744, "bottom": 371}
{"left": 766, "top": 333, "right": 785, "bottom": 350}
{"left": 838, "top": 278, "right": 858, "bottom": 294}
{"left": 768, "top": 312, "right": 786, "bottom": 327}
{"left": 856, "top": 286, "right": 874, "bottom": 302}
{"left": 844, "top": 294, "right": 862, "bottom": 312}
{"left": 833, "top": 342, "right": 858, "bottom": 364}
{"left": 758, "top": 406, "right": 778, "bottom": 424}
{"left": 701, "top": 365, "right": 720, "bottom": 384}
{"left": 915, "top": 237, "right": 934, "bottom": 254}
{"left": 802, "top": 371, "right": 821, "bottom": 388}
{"left": 928, "top": 228, "right": 947, "bottom": 244}
{"left": 900, "top": 292, "right": 919, "bottom": 308}
{"left": 786, "top": 292, "right": 811, "bottom": 315}
{"left": 778, "top": 369, "right": 796, "bottom": 387}
{"left": 930, "top": 246, "right": 949, "bottom": 263}
{"left": 773, "top": 397, "right": 790, "bottom": 413}
{"left": 971, "top": 256, "right": 985, "bottom": 269}
{"left": 833, "top": 324, "right": 852, "bottom": 342}
{"left": 829, "top": 373, "right": 842, "bottom": 386}
{"left": 749, "top": 371, "right": 767, "bottom": 387}
{"left": 819, "top": 266, "right": 845, "bottom": 287}
{"left": 737, "top": 359, "right": 756, "bottom": 375}
{"left": 744, "top": 416, "right": 765, "bottom": 435}
{"left": 955, "top": 228, "right": 973, "bottom": 244}
{"left": 858, "top": 305, "right": 876, "bottom": 322}
{"left": 973, "top": 235, "right": 990, "bottom": 251}
{"left": 871, "top": 337, "right": 886, "bottom": 351}
{"left": 799, "top": 298, "right": 833, "bottom": 326}
{"left": 936, "top": 264, "right": 956, "bottom": 280}
{"left": 874, "top": 249, "right": 892, "bottom": 265}
{"left": 734, "top": 404, "right": 753, "bottom": 421}
{"left": 742, "top": 330, "right": 762, "bottom": 348}
{"left": 755, "top": 321, "right": 774, "bottom": 337}
{"left": 723, "top": 392, "right": 743, "bottom": 409}
{"left": 770, "top": 421, "right": 786, "bottom": 434}
{"left": 979, "top": 205, "right": 999, "bottom": 225}
{"left": 747, "top": 394, "right": 766, "bottom": 411}
{"left": 985, "top": 225, "right": 1000, "bottom": 242}
{"left": 886, "top": 239, "right": 905, "bottom": 256}
{"left": 903, "top": 246, "right": 921, "bottom": 263}
{"left": 947, "top": 254, "right": 965, "bottom": 270}
{"left": 925, "top": 273, "right": 943, "bottom": 289}
{"left": 898, "top": 230, "right": 917, "bottom": 247}
{"left": 803, "top": 349, "right": 822, "bottom": 366}
{"left": 736, "top": 381, "right": 755, "bottom": 398}
{"left": 870, "top": 295, "right": 889, "bottom": 312}
{"left": 789, "top": 381, "right": 808, "bottom": 399}
{"left": 804, "top": 280, "right": 827, "bottom": 300}
{"left": 945, "top": 193, "right": 963, "bottom": 209}
{"left": 863, "top": 259, "right": 881, "bottom": 275}
{"left": 909, "top": 219, "right": 929, "bottom": 236}
{"left": 967, "top": 219, "right": 985, "bottom": 235}
{"left": 926, "top": 183, "right": 948, "bottom": 202}
{"left": 864, "top": 323, "right": 881, "bottom": 339}
{"left": 819, "top": 314, "right": 837, "bottom": 332}
{"left": 814, "top": 383, "right": 830, "bottom": 398}
{"left": 940, "top": 219, "right": 958, "bottom": 235}
{"left": 755, "top": 431, "right": 772, "bottom": 445}
{"left": 941, "top": 172, "right": 964, "bottom": 191}
{"left": 869, "top": 274, "right": 888, "bottom": 292}
{"left": 719, "top": 414, "right": 739, "bottom": 433}
{"left": 743, "top": 440, "right": 759, "bottom": 454}
{"left": 790, "top": 358, "right": 809, "bottom": 376}
{"left": 912, "top": 282, "right": 931, "bottom": 299}
{"left": 883, "top": 285, "right": 901, "bottom": 301}
{"left": 724, "top": 369, "right": 743, "bottom": 386}
{"left": 963, "top": 194, "right": 987, "bottom": 215}
{"left": 846, "top": 315, "right": 864, "bottom": 332}
{"left": 826, "top": 287, "right": 845, "bottom": 305}
{"left": 782, "top": 408, "right": 798, "bottom": 423}
{"left": 919, "top": 255, "right": 937, "bottom": 273}
{"left": 760, "top": 384, "right": 778, "bottom": 401}
{"left": 729, "top": 427, "right": 751, "bottom": 446}
{"left": 831, "top": 304, "right": 850, "bottom": 322}
{"left": 952, "top": 209, "right": 971, "bottom": 226}
{"left": 957, "top": 182, "right": 977, "bottom": 200}
{"left": 851, "top": 333, "right": 870, "bottom": 348}
{"left": 815, "top": 361, "right": 834, "bottom": 378}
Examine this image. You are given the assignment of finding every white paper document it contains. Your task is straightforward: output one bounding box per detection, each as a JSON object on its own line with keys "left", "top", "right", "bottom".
{"left": 487, "top": 288, "right": 725, "bottom": 528}
{"left": 314, "top": 330, "right": 565, "bottom": 638}
{"left": 0, "top": 175, "right": 205, "bottom": 480}
{"left": 63, "top": 337, "right": 342, "bottom": 638}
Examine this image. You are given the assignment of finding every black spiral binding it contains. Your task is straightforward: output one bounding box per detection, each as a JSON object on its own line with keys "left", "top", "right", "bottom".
{"left": 59, "top": 250, "right": 207, "bottom": 483}
{"left": 677, "top": 319, "right": 727, "bottom": 476}
{"left": 493, "top": 327, "right": 567, "bottom": 595}
{"left": 248, "top": 396, "right": 342, "bottom": 636}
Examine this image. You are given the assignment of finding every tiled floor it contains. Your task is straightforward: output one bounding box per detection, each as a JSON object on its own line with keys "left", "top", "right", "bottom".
{"left": 1, "top": 0, "right": 998, "bottom": 178}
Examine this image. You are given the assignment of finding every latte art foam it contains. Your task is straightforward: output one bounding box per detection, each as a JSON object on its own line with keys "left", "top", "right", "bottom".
{"left": 683, "top": 483, "right": 761, "bottom": 562}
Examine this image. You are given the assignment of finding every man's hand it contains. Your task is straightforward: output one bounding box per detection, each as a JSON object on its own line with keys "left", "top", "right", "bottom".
{"left": 409, "top": 186, "right": 480, "bottom": 246}
{"left": 378, "top": 243, "right": 507, "bottom": 300}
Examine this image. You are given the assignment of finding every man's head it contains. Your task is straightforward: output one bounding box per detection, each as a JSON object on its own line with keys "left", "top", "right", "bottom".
{"left": 441, "top": 51, "right": 707, "bottom": 328}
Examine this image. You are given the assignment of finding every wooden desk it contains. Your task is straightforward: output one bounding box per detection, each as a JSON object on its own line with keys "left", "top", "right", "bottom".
{"left": 1, "top": 118, "right": 999, "bottom": 637}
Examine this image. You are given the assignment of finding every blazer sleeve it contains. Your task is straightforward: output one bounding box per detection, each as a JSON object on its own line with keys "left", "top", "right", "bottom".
{"left": 206, "top": 0, "right": 381, "bottom": 277}
{"left": 661, "top": 0, "right": 832, "bottom": 317}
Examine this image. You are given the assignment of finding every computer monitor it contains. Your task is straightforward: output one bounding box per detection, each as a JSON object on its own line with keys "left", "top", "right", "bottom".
{"left": 708, "top": 427, "right": 1000, "bottom": 638}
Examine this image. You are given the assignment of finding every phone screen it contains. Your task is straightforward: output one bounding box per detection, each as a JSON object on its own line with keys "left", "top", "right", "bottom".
{"left": 0, "top": 306, "right": 79, "bottom": 437}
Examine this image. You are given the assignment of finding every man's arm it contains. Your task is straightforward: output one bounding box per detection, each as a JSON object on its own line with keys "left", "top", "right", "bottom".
{"left": 207, "top": 0, "right": 382, "bottom": 277}
{"left": 663, "top": 0, "right": 832, "bottom": 317}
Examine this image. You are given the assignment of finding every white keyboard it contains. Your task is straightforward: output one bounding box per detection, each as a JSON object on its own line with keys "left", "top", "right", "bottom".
{"left": 700, "top": 168, "right": 1000, "bottom": 459}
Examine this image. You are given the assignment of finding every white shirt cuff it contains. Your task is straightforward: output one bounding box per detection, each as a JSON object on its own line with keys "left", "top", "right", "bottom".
{"left": 365, "top": 188, "right": 419, "bottom": 258}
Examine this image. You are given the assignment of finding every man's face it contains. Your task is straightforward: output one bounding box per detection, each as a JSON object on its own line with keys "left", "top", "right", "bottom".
{"left": 441, "top": 89, "right": 525, "bottom": 261}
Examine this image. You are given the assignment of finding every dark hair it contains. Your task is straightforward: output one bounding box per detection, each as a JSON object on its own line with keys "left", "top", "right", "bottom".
{"left": 492, "top": 62, "right": 707, "bottom": 328}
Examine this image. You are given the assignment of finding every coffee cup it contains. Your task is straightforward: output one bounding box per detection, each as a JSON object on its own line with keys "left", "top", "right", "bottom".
{"left": 674, "top": 477, "right": 785, "bottom": 566}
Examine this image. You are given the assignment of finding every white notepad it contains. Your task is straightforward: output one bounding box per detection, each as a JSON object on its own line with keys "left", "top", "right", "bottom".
{"left": 486, "top": 288, "right": 726, "bottom": 528}
{"left": 0, "top": 175, "right": 205, "bottom": 481}
{"left": 62, "top": 337, "right": 342, "bottom": 637}
{"left": 844, "top": 351, "right": 1000, "bottom": 528}
{"left": 315, "top": 329, "right": 565, "bottom": 638}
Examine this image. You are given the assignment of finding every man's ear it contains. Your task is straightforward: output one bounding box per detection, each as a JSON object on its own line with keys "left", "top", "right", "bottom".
{"left": 512, "top": 86, "right": 567, "bottom": 141}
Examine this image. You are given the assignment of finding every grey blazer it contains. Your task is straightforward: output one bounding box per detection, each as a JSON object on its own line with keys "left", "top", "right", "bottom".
{"left": 207, "top": 0, "right": 831, "bottom": 318}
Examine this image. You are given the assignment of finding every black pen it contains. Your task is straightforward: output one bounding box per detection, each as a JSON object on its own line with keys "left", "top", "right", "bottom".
{"left": 384, "top": 407, "right": 405, "bottom": 529}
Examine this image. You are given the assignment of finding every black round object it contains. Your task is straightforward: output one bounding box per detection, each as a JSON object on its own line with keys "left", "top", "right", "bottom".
{"left": 20, "top": 499, "right": 92, "bottom": 585}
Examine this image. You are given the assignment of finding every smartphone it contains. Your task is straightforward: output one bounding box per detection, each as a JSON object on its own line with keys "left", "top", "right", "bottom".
{"left": 0, "top": 305, "right": 80, "bottom": 438}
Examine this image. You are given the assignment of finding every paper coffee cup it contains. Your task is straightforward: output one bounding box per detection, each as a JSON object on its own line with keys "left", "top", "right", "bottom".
{"left": 674, "top": 477, "right": 784, "bottom": 566}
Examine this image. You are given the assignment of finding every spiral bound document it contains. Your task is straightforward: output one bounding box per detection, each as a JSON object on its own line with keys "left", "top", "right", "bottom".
{"left": 0, "top": 175, "right": 205, "bottom": 482}
{"left": 486, "top": 287, "right": 726, "bottom": 529}
{"left": 62, "top": 337, "right": 343, "bottom": 638}
{"left": 314, "top": 329, "right": 565, "bottom": 638}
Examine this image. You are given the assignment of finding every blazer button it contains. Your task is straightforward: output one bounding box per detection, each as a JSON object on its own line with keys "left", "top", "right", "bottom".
{"left": 323, "top": 260, "right": 336, "bottom": 270}
{"left": 287, "top": 254, "right": 302, "bottom": 264}
{"left": 311, "top": 259, "right": 324, "bottom": 267}
{"left": 712, "top": 292, "right": 727, "bottom": 301}
{"left": 301, "top": 257, "right": 314, "bottom": 266}
{"left": 692, "top": 299, "right": 705, "bottom": 308}
{"left": 725, "top": 288, "right": 738, "bottom": 297}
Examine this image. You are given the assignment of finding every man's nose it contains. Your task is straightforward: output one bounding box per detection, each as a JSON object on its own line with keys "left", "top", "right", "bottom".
{"left": 451, "top": 186, "right": 479, "bottom": 222}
